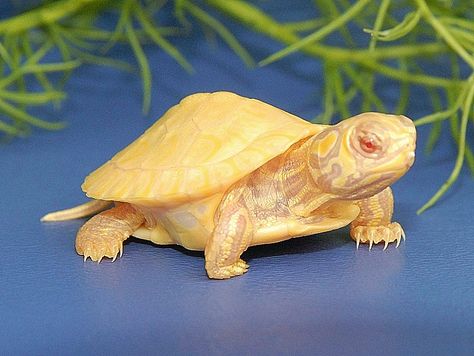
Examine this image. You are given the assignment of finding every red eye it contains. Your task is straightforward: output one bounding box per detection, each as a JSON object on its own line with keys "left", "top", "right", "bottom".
{"left": 359, "top": 134, "right": 380, "bottom": 153}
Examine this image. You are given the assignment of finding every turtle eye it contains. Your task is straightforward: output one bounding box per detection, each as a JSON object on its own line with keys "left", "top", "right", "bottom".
{"left": 359, "top": 133, "right": 381, "bottom": 154}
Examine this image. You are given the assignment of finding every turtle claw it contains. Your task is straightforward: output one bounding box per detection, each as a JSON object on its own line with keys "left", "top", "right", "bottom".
{"left": 112, "top": 245, "right": 124, "bottom": 262}
{"left": 396, "top": 236, "right": 401, "bottom": 248}
{"left": 76, "top": 232, "right": 124, "bottom": 263}
{"left": 350, "top": 222, "right": 405, "bottom": 250}
{"left": 206, "top": 259, "right": 249, "bottom": 279}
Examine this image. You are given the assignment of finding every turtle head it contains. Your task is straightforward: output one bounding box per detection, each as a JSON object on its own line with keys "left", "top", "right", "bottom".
{"left": 309, "top": 112, "right": 416, "bottom": 200}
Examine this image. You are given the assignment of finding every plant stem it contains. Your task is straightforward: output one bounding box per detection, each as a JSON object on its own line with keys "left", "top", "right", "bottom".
{"left": 207, "top": 0, "right": 444, "bottom": 61}
{"left": 395, "top": 59, "right": 410, "bottom": 114}
{"left": 414, "top": 74, "right": 474, "bottom": 125}
{"left": 0, "top": 0, "right": 103, "bottom": 35}
{"left": 0, "top": 120, "right": 19, "bottom": 135}
{"left": 417, "top": 78, "right": 474, "bottom": 214}
{"left": 369, "top": 0, "right": 391, "bottom": 50}
{"left": 342, "top": 64, "right": 386, "bottom": 111}
{"left": 125, "top": 16, "right": 151, "bottom": 114}
{"left": 185, "top": 1, "right": 254, "bottom": 67}
{"left": 0, "top": 98, "right": 65, "bottom": 130}
{"left": 0, "top": 60, "right": 81, "bottom": 89}
{"left": 414, "top": 0, "right": 474, "bottom": 69}
{"left": 361, "top": 60, "right": 459, "bottom": 88}
{"left": 260, "top": 0, "right": 371, "bottom": 66}
{"left": 135, "top": 2, "right": 194, "bottom": 73}
{"left": 206, "top": 0, "right": 455, "bottom": 89}
{"left": 0, "top": 90, "right": 65, "bottom": 104}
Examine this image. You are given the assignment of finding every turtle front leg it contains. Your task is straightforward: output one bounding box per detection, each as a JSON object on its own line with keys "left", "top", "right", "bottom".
{"left": 350, "top": 187, "right": 405, "bottom": 250}
{"left": 76, "top": 203, "right": 145, "bottom": 262}
{"left": 205, "top": 198, "right": 254, "bottom": 280}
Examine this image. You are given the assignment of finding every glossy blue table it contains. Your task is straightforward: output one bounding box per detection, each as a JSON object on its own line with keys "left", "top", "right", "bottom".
{"left": 1, "top": 2, "right": 474, "bottom": 355}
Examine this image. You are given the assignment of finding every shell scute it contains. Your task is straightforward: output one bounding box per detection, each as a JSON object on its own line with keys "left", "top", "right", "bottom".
{"left": 182, "top": 134, "right": 222, "bottom": 164}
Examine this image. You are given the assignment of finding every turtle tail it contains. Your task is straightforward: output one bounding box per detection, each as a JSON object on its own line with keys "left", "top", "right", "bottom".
{"left": 41, "top": 200, "right": 112, "bottom": 222}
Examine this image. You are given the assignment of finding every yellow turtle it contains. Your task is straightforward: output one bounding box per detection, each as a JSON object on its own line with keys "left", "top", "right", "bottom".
{"left": 42, "top": 91, "right": 416, "bottom": 279}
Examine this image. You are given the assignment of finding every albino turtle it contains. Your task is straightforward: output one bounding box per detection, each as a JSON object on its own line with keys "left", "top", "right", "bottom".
{"left": 42, "top": 91, "right": 416, "bottom": 279}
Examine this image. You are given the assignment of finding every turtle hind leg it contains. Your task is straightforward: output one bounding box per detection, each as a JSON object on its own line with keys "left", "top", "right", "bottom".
{"left": 76, "top": 203, "right": 145, "bottom": 262}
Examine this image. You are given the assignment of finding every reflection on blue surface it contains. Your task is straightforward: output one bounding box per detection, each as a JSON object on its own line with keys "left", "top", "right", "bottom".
{"left": 1, "top": 2, "right": 474, "bottom": 355}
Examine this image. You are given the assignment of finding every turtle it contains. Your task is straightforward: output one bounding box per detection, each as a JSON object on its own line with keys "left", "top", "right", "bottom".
{"left": 42, "top": 91, "right": 416, "bottom": 279}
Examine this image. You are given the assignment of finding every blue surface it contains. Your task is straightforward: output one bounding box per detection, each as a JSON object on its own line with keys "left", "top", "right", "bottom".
{"left": 1, "top": 2, "right": 474, "bottom": 355}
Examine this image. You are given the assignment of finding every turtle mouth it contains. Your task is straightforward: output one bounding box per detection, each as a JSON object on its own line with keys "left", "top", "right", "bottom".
{"left": 373, "top": 156, "right": 413, "bottom": 176}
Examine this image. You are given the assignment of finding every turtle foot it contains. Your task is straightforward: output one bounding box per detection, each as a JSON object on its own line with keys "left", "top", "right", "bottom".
{"left": 350, "top": 222, "right": 405, "bottom": 250}
{"left": 76, "top": 226, "right": 125, "bottom": 263}
{"left": 206, "top": 259, "right": 249, "bottom": 279}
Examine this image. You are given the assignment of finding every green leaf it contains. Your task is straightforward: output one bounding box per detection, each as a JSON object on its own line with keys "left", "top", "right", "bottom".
{"left": 0, "top": 42, "right": 13, "bottom": 68}
{"left": 175, "top": 0, "right": 191, "bottom": 28}
{"left": 425, "top": 88, "right": 443, "bottom": 153}
{"left": 0, "top": 90, "right": 65, "bottom": 105}
{"left": 0, "top": 118, "right": 20, "bottom": 135}
{"left": 414, "top": 74, "right": 473, "bottom": 126}
{"left": 134, "top": 2, "right": 193, "bottom": 73}
{"left": 425, "top": 121, "right": 442, "bottom": 154}
{"left": 69, "top": 46, "right": 134, "bottom": 72}
{"left": 441, "top": 16, "right": 474, "bottom": 32}
{"left": 0, "top": 98, "right": 65, "bottom": 130}
{"left": 282, "top": 19, "right": 326, "bottom": 33}
{"left": 342, "top": 64, "right": 386, "bottom": 111}
{"left": 395, "top": 59, "right": 410, "bottom": 115}
{"left": 332, "top": 65, "right": 349, "bottom": 118}
{"left": 102, "top": 0, "right": 133, "bottom": 53}
{"left": 313, "top": 0, "right": 355, "bottom": 46}
{"left": 186, "top": 2, "right": 254, "bottom": 67}
{"left": 21, "top": 36, "right": 60, "bottom": 107}
{"left": 60, "top": 27, "right": 97, "bottom": 50}
{"left": 417, "top": 79, "right": 474, "bottom": 214}
{"left": 415, "top": 0, "right": 474, "bottom": 69}
{"left": 313, "top": 61, "right": 335, "bottom": 124}
{"left": 368, "top": 0, "right": 390, "bottom": 50}
{"left": 364, "top": 10, "right": 421, "bottom": 42}
{"left": 260, "top": 0, "right": 371, "bottom": 66}
{"left": 125, "top": 20, "right": 151, "bottom": 114}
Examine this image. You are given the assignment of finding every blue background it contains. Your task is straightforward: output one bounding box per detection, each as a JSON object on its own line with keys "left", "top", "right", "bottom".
{"left": 1, "top": 2, "right": 474, "bottom": 355}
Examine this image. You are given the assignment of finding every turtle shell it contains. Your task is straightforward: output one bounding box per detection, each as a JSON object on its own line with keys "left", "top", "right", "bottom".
{"left": 82, "top": 92, "right": 325, "bottom": 205}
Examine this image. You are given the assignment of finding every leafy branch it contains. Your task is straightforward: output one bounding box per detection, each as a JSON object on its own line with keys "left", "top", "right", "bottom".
{"left": 0, "top": 0, "right": 195, "bottom": 134}
{"left": 0, "top": 0, "right": 473, "bottom": 213}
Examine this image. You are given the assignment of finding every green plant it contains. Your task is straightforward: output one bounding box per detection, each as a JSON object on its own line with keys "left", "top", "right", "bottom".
{"left": 0, "top": 0, "right": 472, "bottom": 213}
